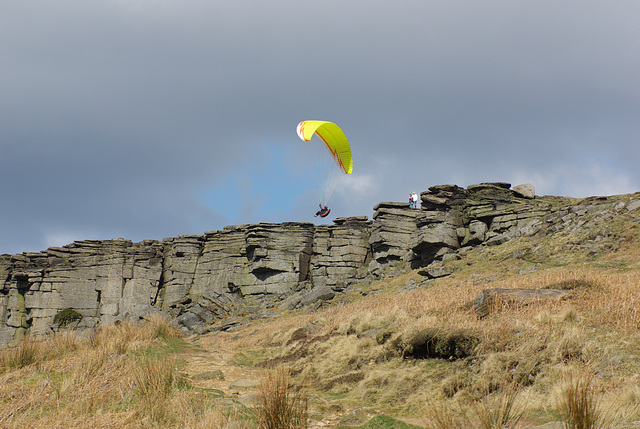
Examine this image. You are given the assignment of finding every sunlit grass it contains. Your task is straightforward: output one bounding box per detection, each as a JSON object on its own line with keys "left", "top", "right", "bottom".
{"left": 0, "top": 314, "right": 251, "bottom": 428}
{"left": 2, "top": 239, "right": 640, "bottom": 427}
{"left": 258, "top": 366, "right": 308, "bottom": 429}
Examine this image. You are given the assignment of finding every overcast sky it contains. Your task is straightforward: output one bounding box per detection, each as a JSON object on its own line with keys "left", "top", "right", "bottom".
{"left": 2, "top": 0, "right": 639, "bottom": 255}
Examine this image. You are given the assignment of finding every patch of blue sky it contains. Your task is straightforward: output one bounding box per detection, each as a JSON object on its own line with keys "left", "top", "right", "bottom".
{"left": 200, "top": 175, "right": 244, "bottom": 224}
{"left": 200, "top": 142, "right": 317, "bottom": 225}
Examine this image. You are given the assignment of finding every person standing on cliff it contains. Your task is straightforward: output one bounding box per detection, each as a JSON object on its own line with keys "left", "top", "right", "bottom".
{"left": 409, "top": 193, "right": 414, "bottom": 208}
{"left": 411, "top": 192, "right": 419, "bottom": 209}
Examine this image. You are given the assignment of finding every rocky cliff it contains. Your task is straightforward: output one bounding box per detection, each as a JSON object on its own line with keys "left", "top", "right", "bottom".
{"left": 2, "top": 182, "right": 639, "bottom": 346}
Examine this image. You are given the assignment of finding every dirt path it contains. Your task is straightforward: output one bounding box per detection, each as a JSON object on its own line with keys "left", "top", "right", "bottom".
{"left": 176, "top": 331, "right": 263, "bottom": 403}
{"left": 174, "top": 329, "right": 375, "bottom": 428}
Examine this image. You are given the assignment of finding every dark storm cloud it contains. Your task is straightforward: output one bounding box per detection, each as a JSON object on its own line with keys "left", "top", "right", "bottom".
{"left": 1, "top": 0, "right": 639, "bottom": 254}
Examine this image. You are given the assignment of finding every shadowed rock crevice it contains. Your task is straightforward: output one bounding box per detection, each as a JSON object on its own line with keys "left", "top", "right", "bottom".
{"left": 395, "top": 328, "right": 480, "bottom": 360}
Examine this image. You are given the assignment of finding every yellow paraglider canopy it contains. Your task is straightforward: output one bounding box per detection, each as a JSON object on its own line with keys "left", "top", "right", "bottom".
{"left": 296, "top": 120, "right": 353, "bottom": 175}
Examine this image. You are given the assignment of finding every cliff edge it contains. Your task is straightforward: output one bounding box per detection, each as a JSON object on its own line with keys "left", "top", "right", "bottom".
{"left": 2, "top": 182, "right": 639, "bottom": 347}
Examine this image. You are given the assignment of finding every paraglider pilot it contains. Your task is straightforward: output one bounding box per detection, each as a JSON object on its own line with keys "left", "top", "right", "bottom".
{"left": 315, "top": 204, "right": 331, "bottom": 218}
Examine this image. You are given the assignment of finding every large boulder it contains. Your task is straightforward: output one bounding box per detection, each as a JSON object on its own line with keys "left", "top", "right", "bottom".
{"left": 475, "top": 287, "right": 569, "bottom": 318}
{"left": 513, "top": 183, "right": 535, "bottom": 199}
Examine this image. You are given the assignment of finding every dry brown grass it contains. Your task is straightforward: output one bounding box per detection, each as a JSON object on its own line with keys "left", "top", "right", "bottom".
{"left": 467, "top": 383, "right": 527, "bottom": 429}
{"left": 0, "top": 314, "right": 256, "bottom": 428}
{"left": 238, "top": 261, "right": 640, "bottom": 425}
{"left": 424, "top": 399, "right": 469, "bottom": 429}
{"left": 321, "top": 265, "right": 640, "bottom": 337}
{"left": 3, "top": 228, "right": 640, "bottom": 427}
{"left": 0, "top": 334, "right": 40, "bottom": 371}
{"left": 556, "top": 369, "right": 608, "bottom": 429}
{"left": 257, "top": 366, "right": 308, "bottom": 429}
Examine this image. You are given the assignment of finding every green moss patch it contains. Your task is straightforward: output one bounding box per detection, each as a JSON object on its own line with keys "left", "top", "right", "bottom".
{"left": 53, "top": 308, "right": 83, "bottom": 327}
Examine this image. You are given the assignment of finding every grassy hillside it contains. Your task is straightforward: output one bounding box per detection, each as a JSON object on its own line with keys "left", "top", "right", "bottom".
{"left": 2, "top": 206, "right": 640, "bottom": 428}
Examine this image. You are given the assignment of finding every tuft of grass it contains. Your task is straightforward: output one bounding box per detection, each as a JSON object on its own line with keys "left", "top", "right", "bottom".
{"left": 467, "top": 382, "right": 526, "bottom": 429}
{"left": 424, "top": 399, "right": 470, "bottom": 429}
{"left": 87, "top": 321, "right": 134, "bottom": 355}
{"left": 131, "top": 355, "right": 186, "bottom": 424}
{"left": 556, "top": 370, "right": 607, "bottom": 429}
{"left": 44, "top": 330, "right": 81, "bottom": 358}
{"left": 140, "top": 313, "right": 182, "bottom": 340}
{"left": 0, "top": 334, "right": 40, "bottom": 371}
{"left": 257, "top": 366, "right": 308, "bottom": 429}
{"left": 51, "top": 348, "right": 109, "bottom": 402}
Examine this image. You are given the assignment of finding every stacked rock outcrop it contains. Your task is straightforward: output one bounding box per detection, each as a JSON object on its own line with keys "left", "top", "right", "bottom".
{"left": 0, "top": 218, "right": 372, "bottom": 343}
{"left": 369, "top": 202, "right": 419, "bottom": 270}
{"left": 365, "top": 182, "right": 638, "bottom": 279}
{"left": 2, "top": 182, "right": 639, "bottom": 346}
{"left": 0, "top": 239, "right": 165, "bottom": 346}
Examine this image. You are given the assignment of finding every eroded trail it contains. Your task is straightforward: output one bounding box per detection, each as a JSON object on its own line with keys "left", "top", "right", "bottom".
{"left": 174, "top": 324, "right": 378, "bottom": 428}
{"left": 176, "top": 330, "right": 263, "bottom": 401}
